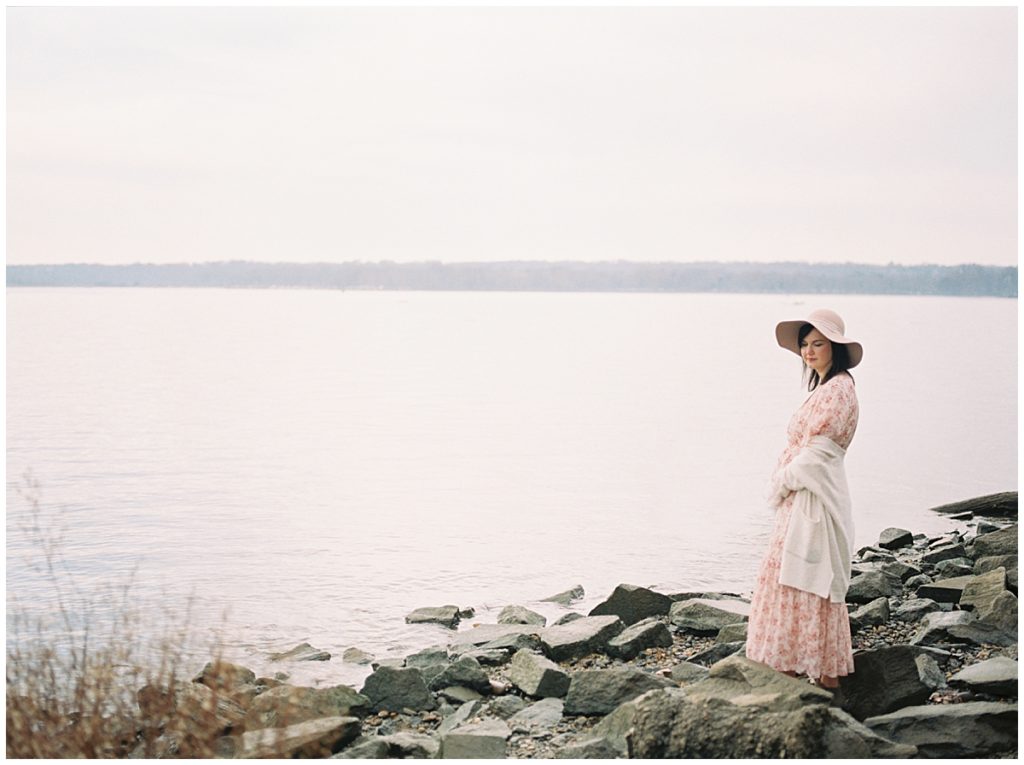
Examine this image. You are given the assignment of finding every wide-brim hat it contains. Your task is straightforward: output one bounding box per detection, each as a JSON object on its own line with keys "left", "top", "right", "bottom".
{"left": 775, "top": 308, "right": 863, "bottom": 369}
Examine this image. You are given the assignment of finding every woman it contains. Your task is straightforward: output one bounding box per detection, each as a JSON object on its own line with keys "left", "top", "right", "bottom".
{"left": 745, "top": 308, "right": 863, "bottom": 689}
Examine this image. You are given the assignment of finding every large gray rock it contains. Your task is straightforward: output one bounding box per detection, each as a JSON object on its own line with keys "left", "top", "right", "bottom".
{"left": 849, "top": 597, "right": 890, "bottom": 631}
{"left": 716, "top": 622, "right": 749, "bottom": 643}
{"left": 554, "top": 735, "right": 623, "bottom": 759}
{"left": 920, "top": 543, "right": 967, "bottom": 565}
{"left": 498, "top": 605, "right": 546, "bottom": 626}
{"left": 959, "top": 567, "right": 1008, "bottom": 613}
{"left": 972, "top": 524, "right": 1018, "bottom": 558}
{"left": 915, "top": 574, "right": 973, "bottom": 603}
{"left": 242, "top": 684, "right": 369, "bottom": 731}
{"left": 406, "top": 605, "right": 461, "bottom": 629}
{"left": 270, "top": 642, "right": 331, "bottom": 662}
{"left": 508, "top": 650, "right": 571, "bottom": 698}
{"left": 588, "top": 584, "right": 672, "bottom": 626}
{"left": 539, "top": 615, "right": 624, "bottom": 661}
{"left": 978, "top": 589, "right": 1018, "bottom": 634}
{"left": 232, "top": 715, "right": 360, "bottom": 758}
{"left": 451, "top": 623, "right": 539, "bottom": 648}
{"left": 563, "top": 668, "right": 674, "bottom": 716}
{"left": 687, "top": 640, "right": 746, "bottom": 666}
{"left": 838, "top": 646, "right": 944, "bottom": 720}
{"left": 137, "top": 681, "right": 246, "bottom": 739}
{"left": 878, "top": 527, "right": 914, "bottom": 550}
{"left": 341, "top": 648, "right": 374, "bottom": 666}
{"left": 893, "top": 598, "right": 942, "bottom": 622}
{"left": 484, "top": 695, "right": 528, "bottom": 720}
{"left": 669, "top": 598, "right": 751, "bottom": 635}
{"left": 541, "top": 585, "right": 585, "bottom": 606}
{"left": 865, "top": 701, "right": 1017, "bottom": 758}
{"left": 374, "top": 732, "right": 441, "bottom": 759}
{"left": 192, "top": 660, "right": 256, "bottom": 692}
{"left": 404, "top": 645, "right": 449, "bottom": 669}
{"left": 933, "top": 558, "right": 975, "bottom": 579}
{"left": 332, "top": 736, "right": 389, "bottom": 759}
{"left": 845, "top": 571, "right": 893, "bottom": 604}
{"left": 930, "top": 491, "right": 1017, "bottom": 518}
{"left": 880, "top": 560, "right": 921, "bottom": 583}
{"left": 507, "top": 697, "right": 564, "bottom": 731}
{"left": 909, "top": 610, "right": 1016, "bottom": 648}
{"left": 949, "top": 656, "right": 1017, "bottom": 697}
{"left": 437, "top": 699, "right": 484, "bottom": 735}
{"left": 480, "top": 630, "right": 543, "bottom": 654}
{"left": 551, "top": 612, "right": 585, "bottom": 627}
{"left": 427, "top": 655, "right": 490, "bottom": 694}
{"left": 360, "top": 667, "right": 436, "bottom": 713}
{"left": 686, "top": 654, "right": 832, "bottom": 710}
{"left": 606, "top": 617, "right": 673, "bottom": 659}
{"left": 440, "top": 718, "right": 510, "bottom": 759}
{"left": 975, "top": 554, "right": 1018, "bottom": 575}
{"left": 627, "top": 688, "right": 915, "bottom": 758}
{"left": 669, "top": 661, "right": 710, "bottom": 684}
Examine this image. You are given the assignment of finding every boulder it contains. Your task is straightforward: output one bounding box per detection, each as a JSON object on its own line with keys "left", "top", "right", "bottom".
{"left": 404, "top": 645, "right": 449, "bottom": 670}
{"left": 930, "top": 491, "right": 1017, "bottom": 518}
{"left": 480, "top": 630, "right": 543, "bottom": 654}
{"left": 551, "top": 612, "right": 584, "bottom": 627}
{"left": 971, "top": 524, "right": 1018, "bottom": 558}
{"left": 406, "top": 605, "right": 461, "bottom": 629}
{"left": 716, "top": 622, "right": 749, "bottom": 643}
{"left": 860, "top": 549, "right": 896, "bottom": 563}
{"left": 591, "top": 691, "right": 646, "bottom": 754}
{"left": 137, "top": 681, "right": 246, "bottom": 737}
{"left": 438, "top": 686, "right": 483, "bottom": 705}
{"left": 371, "top": 658, "right": 405, "bottom": 671}
{"left": 669, "top": 598, "right": 751, "bottom": 635}
{"left": 341, "top": 648, "right": 374, "bottom": 666}
{"left": 232, "top": 715, "right": 359, "bottom": 758}
{"left": 192, "top": 660, "right": 256, "bottom": 693}
{"left": 427, "top": 655, "right": 490, "bottom": 694}
{"left": 920, "top": 543, "right": 967, "bottom": 566}
{"left": 893, "top": 598, "right": 942, "bottom": 623}
{"left": 539, "top": 615, "right": 624, "bottom": 661}
{"left": 838, "top": 646, "right": 944, "bottom": 720}
{"left": 451, "top": 623, "right": 539, "bottom": 648}
{"left": 360, "top": 667, "right": 436, "bottom": 713}
{"left": 959, "top": 567, "right": 1008, "bottom": 614}
{"left": 606, "top": 617, "right": 673, "bottom": 659}
{"left": 949, "top": 656, "right": 1018, "bottom": 697}
{"left": 669, "top": 661, "right": 710, "bottom": 684}
{"left": 269, "top": 642, "right": 331, "bottom": 662}
{"left": 914, "top": 574, "right": 973, "bottom": 603}
{"left": 242, "top": 684, "right": 369, "bottom": 730}
{"left": 627, "top": 688, "right": 915, "bottom": 758}
{"left": 865, "top": 701, "right": 1017, "bottom": 758}
{"left": 588, "top": 584, "right": 672, "bottom": 626}
{"left": 849, "top": 597, "right": 890, "bottom": 632}
{"left": 541, "top": 585, "right": 585, "bottom": 606}
{"left": 904, "top": 573, "right": 932, "bottom": 589}
{"left": 507, "top": 697, "right": 564, "bottom": 730}
{"left": 975, "top": 554, "right": 1018, "bottom": 575}
{"left": 933, "top": 558, "right": 975, "bottom": 578}
{"left": 437, "top": 699, "right": 484, "bottom": 735}
{"left": 498, "top": 605, "right": 546, "bottom": 626}
{"left": 685, "top": 654, "right": 832, "bottom": 710}
{"left": 845, "top": 572, "right": 893, "bottom": 604}
{"left": 687, "top": 641, "right": 746, "bottom": 666}
{"left": 909, "top": 610, "right": 1016, "bottom": 648}
{"left": 977, "top": 589, "right": 1018, "bottom": 634}
{"left": 455, "top": 648, "right": 510, "bottom": 666}
{"left": 878, "top": 527, "right": 914, "bottom": 550}
{"left": 563, "top": 668, "right": 673, "bottom": 716}
{"left": 485, "top": 695, "right": 528, "bottom": 719}
{"left": 879, "top": 560, "right": 921, "bottom": 583}
{"left": 440, "top": 718, "right": 511, "bottom": 759}
{"left": 508, "top": 650, "right": 571, "bottom": 699}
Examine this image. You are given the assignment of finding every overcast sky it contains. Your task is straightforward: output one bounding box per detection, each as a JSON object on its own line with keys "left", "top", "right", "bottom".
{"left": 7, "top": 6, "right": 1018, "bottom": 266}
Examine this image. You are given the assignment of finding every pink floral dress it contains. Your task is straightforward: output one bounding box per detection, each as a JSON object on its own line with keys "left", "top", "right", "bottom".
{"left": 745, "top": 373, "right": 859, "bottom": 679}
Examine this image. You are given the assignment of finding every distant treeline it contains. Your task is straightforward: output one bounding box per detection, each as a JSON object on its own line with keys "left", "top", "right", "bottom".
{"left": 6, "top": 261, "right": 1018, "bottom": 297}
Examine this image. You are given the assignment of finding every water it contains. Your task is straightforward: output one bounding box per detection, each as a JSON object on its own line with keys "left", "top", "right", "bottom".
{"left": 6, "top": 288, "right": 1017, "bottom": 687}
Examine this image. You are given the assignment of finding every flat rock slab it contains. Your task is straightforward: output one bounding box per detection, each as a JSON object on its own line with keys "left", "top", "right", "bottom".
{"left": 920, "top": 543, "right": 968, "bottom": 566}
{"left": 865, "top": 701, "right": 1018, "bottom": 758}
{"left": 910, "top": 609, "right": 1016, "bottom": 648}
{"left": 669, "top": 598, "right": 751, "bottom": 635}
{"left": 606, "top": 617, "right": 673, "bottom": 659}
{"left": 959, "top": 567, "right": 1008, "bottom": 614}
{"left": 234, "top": 715, "right": 360, "bottom": 758}
{"left": 451, "top": 623, "right": 541, "bottom": 648}
{"left": 949, "top": 656, "right": 1018, "bottom": 697}
{"left": 539, "top": 615, "right": 625, "bottom": 661}
{"left": 588, "top": 583, "right": 672, "bottom": 626}
{"left": 915, "top": 574, "right": 973, "bottom": 603}
{"left": 270, "top": 642, "right": 331, "bottom": 662}
{"left": 930, "top": 491, "right": 1017, "bottom": 518}
{"left": 553, "top": 735, "right": 623, "bottom": 759}
{"left": 341, "top": 648, "right": 374, "bottom": 665}
{"left": 508, "top": 697, "right": 564, "bottom": 730}
{"left": 686, "top": 654, "right": 832, "bottom": 711}
{"left": 975, "top": 554, "right": 1018, "bottom": 574}
{"left": 508, "top": 649, "right": 571, "bottom": 698}
{"left": 406, "top": 606, "right": 461, "bottom": 629}
{"left": 563, "top": 668, "right": 674, "bottom": 716}
{"left": 440, "top": 719, "right": 511, "bottom": 759}
{"left": 880, "top": 560, "right": 922, "bottom": 582}
{"left": 670, "top": 661, "right": 710, "bottom": 684}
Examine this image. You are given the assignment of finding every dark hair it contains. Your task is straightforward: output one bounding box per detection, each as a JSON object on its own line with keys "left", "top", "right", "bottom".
{"left": 798, "top": 323, "right": 854, "bottom": 391}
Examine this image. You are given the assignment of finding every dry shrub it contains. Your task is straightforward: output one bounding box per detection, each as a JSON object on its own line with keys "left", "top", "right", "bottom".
{"left": 6, "top": 475, "right": 237, "bottom": 758}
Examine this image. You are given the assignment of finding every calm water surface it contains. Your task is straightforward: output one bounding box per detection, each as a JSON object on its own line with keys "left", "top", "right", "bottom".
{"left": 6, "top": 289, "right": 1017, "bottom": 686}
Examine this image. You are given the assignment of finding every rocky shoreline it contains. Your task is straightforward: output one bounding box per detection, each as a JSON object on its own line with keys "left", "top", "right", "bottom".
{"left": 127, "top": 493, "right": 1018, "bottom": 758}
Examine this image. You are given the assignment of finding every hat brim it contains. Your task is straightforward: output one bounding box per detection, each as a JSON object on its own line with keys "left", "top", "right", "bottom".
{"left": 775, "top": 319, "right": 863, "bottom": 369}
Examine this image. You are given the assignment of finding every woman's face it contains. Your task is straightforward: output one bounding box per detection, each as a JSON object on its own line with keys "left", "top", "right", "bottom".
{"left": 800, "top": 328, "right": 833, "bottom": 379}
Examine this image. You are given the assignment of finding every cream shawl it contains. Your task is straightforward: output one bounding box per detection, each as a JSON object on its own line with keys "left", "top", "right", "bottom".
{"left": 771, "top": 435, "right": 854, "bottom": 603}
